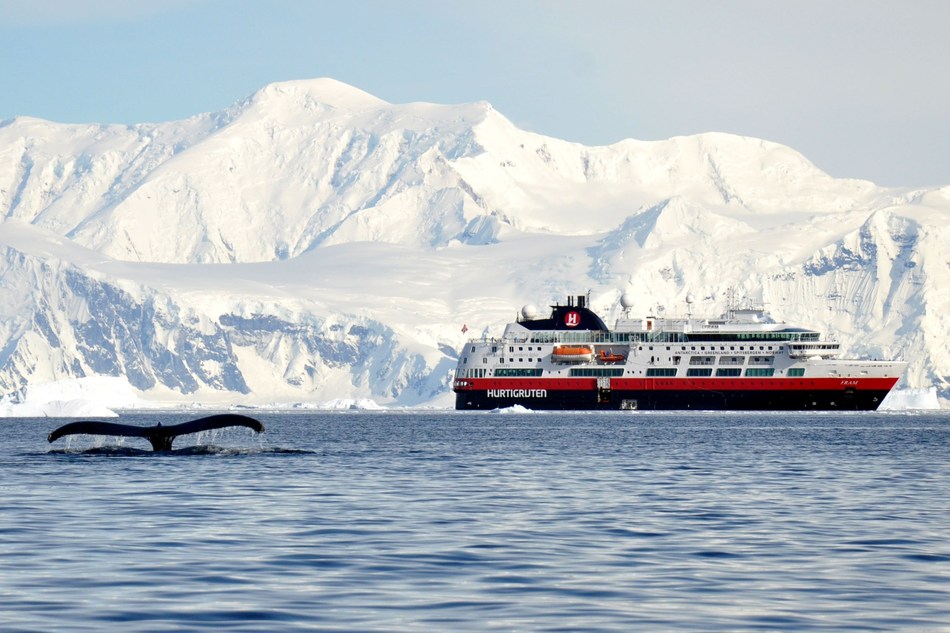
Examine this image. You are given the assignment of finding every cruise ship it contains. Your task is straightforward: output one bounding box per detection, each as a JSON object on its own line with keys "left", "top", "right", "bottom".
{"left": 453, "top": 293, "right": 906, "bottom": 410}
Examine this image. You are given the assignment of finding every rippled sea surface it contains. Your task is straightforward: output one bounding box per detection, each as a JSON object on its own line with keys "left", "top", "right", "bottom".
{"left": 2, "top": 411, "right": 950, "bottom": 631}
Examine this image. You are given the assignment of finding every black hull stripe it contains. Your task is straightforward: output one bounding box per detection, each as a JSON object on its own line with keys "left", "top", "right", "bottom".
{"left": 454, "top": 376, "right": 898, "bottom": 392}
{"left": 455, "top": 389, "right": 891, "bottom": 411}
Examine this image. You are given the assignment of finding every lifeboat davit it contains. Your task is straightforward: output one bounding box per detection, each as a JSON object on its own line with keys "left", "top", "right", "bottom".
{"left": 552, "top": 345, "right": 594, "bottom": 363}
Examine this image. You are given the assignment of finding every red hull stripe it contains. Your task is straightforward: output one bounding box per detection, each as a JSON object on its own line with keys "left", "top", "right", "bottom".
{"left": 456, "top": 377, "right": 899, "bottom": 392}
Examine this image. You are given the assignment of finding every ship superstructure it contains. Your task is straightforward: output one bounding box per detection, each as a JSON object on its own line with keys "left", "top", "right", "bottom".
{"left": 453, "top": 293, "right": 905, "bottom": 410}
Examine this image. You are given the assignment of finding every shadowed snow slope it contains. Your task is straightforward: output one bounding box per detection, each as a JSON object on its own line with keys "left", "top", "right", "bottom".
{"left": 0, "top": 78, "right": 947, "bottom": 406}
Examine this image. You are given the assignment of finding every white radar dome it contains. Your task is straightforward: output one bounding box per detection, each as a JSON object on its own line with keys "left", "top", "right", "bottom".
{"left": 521, "top": 304, "right": 539, "bottom": 319}
{"left": 620, "top": 292, "right": 636, "bottom": 309}
{"left": 686, "top": 292, "right": 695, "bottom": 304}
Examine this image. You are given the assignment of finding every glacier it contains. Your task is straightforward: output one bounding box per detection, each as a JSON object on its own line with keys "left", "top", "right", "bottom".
{"left": 0, "top": 77, "right": 947, "bottom": 409}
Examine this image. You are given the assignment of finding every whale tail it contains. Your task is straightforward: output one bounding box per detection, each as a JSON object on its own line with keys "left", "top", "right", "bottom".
{"left": 47, "top": 414, "right": 265, "bottom": 451}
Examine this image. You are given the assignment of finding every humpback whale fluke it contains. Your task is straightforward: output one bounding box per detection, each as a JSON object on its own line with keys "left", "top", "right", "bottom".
{"left": 47, "top": 414, "right": 265, "bottom": 451}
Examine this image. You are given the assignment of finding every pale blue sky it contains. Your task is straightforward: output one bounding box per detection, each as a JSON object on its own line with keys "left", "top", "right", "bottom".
{"left": 2, "top": 0, "right": 947, "bottom": 187}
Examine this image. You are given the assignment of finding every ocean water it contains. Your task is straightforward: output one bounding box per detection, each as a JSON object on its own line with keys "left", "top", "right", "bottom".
{"left": 2, "top": 410, "right": 949, "bottom": 632}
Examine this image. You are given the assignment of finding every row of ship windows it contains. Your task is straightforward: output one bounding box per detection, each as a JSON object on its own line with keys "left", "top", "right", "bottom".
{"left": 457, "top": 367, "right": 807, "bottom": 378}
{"left": 646, "top": 368, "right": 801, "bottom": 377}
{"left": 463, "top": 355, "right": 777, "bottom": 366}
{"left": 488, "top": 345, "right": 782, "bottom": 353}
{"left": 640, "top": 345, "right": 778, "bottom": 353}
{"left": 523, "top": 333, "right": 821, "bottom": 343}
{"left": 498, "top": 346, "right": 795, "bottom": 355}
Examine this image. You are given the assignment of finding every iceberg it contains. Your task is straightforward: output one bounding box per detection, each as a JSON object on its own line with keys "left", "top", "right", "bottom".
{"left": 0, "top": 376, "right": 143, "bottom": 418}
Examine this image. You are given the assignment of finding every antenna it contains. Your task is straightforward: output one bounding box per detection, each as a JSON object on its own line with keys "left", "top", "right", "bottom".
{"left": 725, "top": 287, "right": 738, "bottom": 317}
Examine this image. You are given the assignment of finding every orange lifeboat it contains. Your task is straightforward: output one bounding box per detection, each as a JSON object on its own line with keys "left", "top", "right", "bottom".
{"left": 552, "top": 345, "right": 594, "bottom": 363}
{"left": 598, "top": 349, "right": 626, "bottom": 363}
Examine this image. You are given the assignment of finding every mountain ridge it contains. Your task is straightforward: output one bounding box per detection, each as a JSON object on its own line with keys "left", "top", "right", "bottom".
{"left": 0, "top": 78, "right": 946, "bottom": 406}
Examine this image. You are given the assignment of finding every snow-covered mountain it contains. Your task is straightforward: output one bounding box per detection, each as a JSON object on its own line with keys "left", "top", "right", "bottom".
{"left": 1, "top": 77, "right": 947, "bottom": 406}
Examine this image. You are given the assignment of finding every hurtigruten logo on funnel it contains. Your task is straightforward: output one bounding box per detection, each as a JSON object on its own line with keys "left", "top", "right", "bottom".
{"left": 564, "top": 311, "right": 580, "bottom": 327}
{"left": 487, "top": 389, "right": 548, "bottom": 398}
